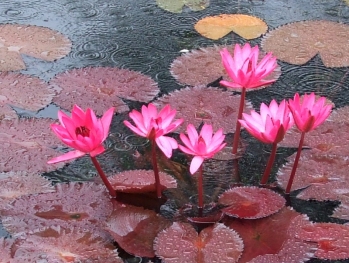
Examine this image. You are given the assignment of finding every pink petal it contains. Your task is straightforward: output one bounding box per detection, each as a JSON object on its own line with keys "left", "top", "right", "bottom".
{"left": 190, "top": 156, "right": 204, "bottom": 174}
{"left": 47, "top": 150, "right": 86, "bottom": 164}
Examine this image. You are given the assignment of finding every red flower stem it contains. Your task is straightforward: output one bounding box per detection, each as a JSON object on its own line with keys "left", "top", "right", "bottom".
{"left": 285, "top": 132, "right": 306, "bottom": 194}
{"left": 151, "top": 139, "right": 162, "bottom": 198}
{"left": 232, "top": 87, "right": 246, "bottom": 154}
{"left": 260, "top": 142, "right": 278, "bottom": 185}
{"left": 197, "top": 164, "right": 204, "bottom": 209}
{"left": 90, "top": 156, "right": 116, "bottom": 198}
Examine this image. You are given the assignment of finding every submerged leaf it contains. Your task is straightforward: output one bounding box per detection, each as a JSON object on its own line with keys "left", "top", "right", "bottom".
{"left": 195, "top": 14, "right": 267, "bottom": 40}
{"left": 154, "top": 222, "right": 243, "bottom": 263}
{"left": 262, "top": 20, "right": 349, "bottom": 67}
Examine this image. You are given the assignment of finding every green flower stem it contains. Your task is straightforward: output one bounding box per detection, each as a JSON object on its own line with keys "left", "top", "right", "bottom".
{"left": 198, "top": 164, "right": 204, "bottom": 209}
{"left": 285, "top": 131, "right": 306, "bottom": 194}
{"left": 232, "top": 87, "right": 246, "bottom": 155}
{"left": 90, "top": 156, "right": 116, "bottom": 198}
{"left": 260, "top": 142, "right": 278, "bottom": 185}
{"left": 151, "top": 139, "right": 162, "bottom": 198}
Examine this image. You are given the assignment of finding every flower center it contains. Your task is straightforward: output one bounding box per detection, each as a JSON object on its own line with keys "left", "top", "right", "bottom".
{"left": 75, "top": 126, "right": 90, "bottom": 137}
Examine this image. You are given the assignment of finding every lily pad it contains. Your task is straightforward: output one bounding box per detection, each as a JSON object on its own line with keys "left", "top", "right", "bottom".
{"left": 156, "top": 0, "right": 209, "bottom": 13}
{"left": 195, "top": 14, "right": 267, "bottom": 40}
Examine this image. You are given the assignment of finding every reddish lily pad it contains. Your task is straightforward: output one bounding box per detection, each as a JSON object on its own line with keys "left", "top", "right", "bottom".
{"left": 50, "top": 66, "right": 159, "bottom": 115}
{"left": 328, "top": 106, "right": 349, "bottom": 124}
{"left": 0, "top": 23, "right": 71, "bottom": 71}
{"left": 12, "top": 226, "right": 122, "bottom": 263}
{"left": 108, "top": 169, "right": 177, "bottom": 193}
{"left": 106, "top": 202, "right": 171, "bottom": 257}
{"left": 225, "top": 207, "right": 312, "bottom": 263}
{"left": 262, "top": 20, "right": 349, "bottom": 67}
{"left": 170, "top": 45, "right": 281, "bottom": 87}
{"left": 0, "top": 171, "right": 55, "bottom": 210}
{"left": 1, "top": 182, "right": 113, "bottom": 237}
{"left": 0, "top": 72, "right": 57, "bottom": 112}
{"left": 295, "top": 222, "right": 349, "bottom": 260}
{"left": 154, "top": 222, "right": 243, "bottom": 263}
{"left": 0, "top": 237, "right": 14, "bottom": 262}
{"left": 218, "top": 186, "right": 285, "bottom": 219}
{"left": 0, "top": 118, "right": 65, "bottom": 173}
{"left": 155, "top": 86, "right": 252, "bottom": 134}
{"left": 0, "top": 104, "right": 17, "bottom": 120}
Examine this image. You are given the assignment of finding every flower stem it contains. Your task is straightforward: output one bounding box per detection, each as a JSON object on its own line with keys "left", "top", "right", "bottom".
{"left": 90, "top": 156, "right": 116, "bottom": 198}
{"left": 285, "top": 132, "right": 305, "bottom": 194}
{"left": 198, "top": 164, "right": 204, "bottom": 209}
{"left": 232, "top": 87, "right": 246, "bottom": 155}
{"left": 151, "top": 139, "right": 162, "bottom": 198}
{"left": 260, "top": 142, "right": 278, "bottom": 185}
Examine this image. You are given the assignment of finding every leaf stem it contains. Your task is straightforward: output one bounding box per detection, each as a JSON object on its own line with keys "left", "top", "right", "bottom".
{"left": 90, "top": 156, "right": 116, "bottom": 198}
{"left": 151, "top": 139, "right": 162, "bottom": 198}
{"left": 232, "top": 87, "right": 246, "bottom": 155}
{"left": 198, "top": 164, "right": 204, "bottom": 209}
{"left": 260, "top": 142, "right": 278, "bottom": 185}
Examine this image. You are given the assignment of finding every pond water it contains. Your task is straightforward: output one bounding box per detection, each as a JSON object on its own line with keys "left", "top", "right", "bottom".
{"left": 1, "top": 0, "right": 349, "bottom": 262}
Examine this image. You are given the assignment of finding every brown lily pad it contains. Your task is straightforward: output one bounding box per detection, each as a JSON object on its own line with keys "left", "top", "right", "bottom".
{"left": 0, "top": 72, "right": 57, "bottom": 112}
{"left": 170, "top": 45, "right": 281, "bottom": 87}
{"left": 195, "top": 14, "right": 267, "bottom": 40}
{"left": 0, "top": 118, "right": 65, "bottom": 173}
{"left": 50, "top": 66, "right": 159, "bottom": 115}
{"left": 261, "top": 20, "right": 349, "bottom": 67}
{"left": 155, "top": 86, "right": 252, "bottom": 134}
{"left": 1, "top": 182, "right": 113, "bottom": 237}
{"left": 108, "top": 169, "right": 177, "bottom": 193}
{"left": 12, "top": 226, "right": 122, "bottom": 263}
{"left": 106, "top": 202, "right": 171, "bottom": 257}
{"left": 0, "top": 23, "right": 71, "bottom": 71}
{"left": 218, "top": 186, "right": 285, "bottom": 219}
{"left": 154, "top": 222, "right": 243, "bottom": 263}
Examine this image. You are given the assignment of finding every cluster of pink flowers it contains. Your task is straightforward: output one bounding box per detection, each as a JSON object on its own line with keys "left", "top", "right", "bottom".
{"left": 47, "top": 43, "right": 333, "bottom": 205}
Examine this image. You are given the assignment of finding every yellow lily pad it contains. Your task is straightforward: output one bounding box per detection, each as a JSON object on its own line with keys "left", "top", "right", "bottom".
{"left": 194, "top": 14, "right": 268, "bottom": 40}
{"left": 156, "top": 0, "right": 209, "bottom": 13}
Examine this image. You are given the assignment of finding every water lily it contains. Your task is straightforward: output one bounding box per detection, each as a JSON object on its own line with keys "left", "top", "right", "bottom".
{"left": 124, "top": 103, "right": 183, "bottom": 198}
{"left": 48, "top": 105, "right": 116, "bottom": 197}
{"left": 239, "top": 99, "right": 294, "bottom": 184}
{"left": 179, "top": 123, "right": 226, "bottom": 208}
{"left": 220, "top": 43, "right": 277, "bottom": 155}
{"left": 285, "top": 93, "right": 332, "bottom": 194}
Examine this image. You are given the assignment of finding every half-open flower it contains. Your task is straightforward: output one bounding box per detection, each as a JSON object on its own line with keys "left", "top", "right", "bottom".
{"left": 220, "top": 43, "right": 277, "bottom": 89}
{"left": 48, "top": 105, "right": 114, "bottom": 164}
{"left": 239, "top": 99, "right": 294, "bottom": 144}
{"left": 288, "top": 92, "right": 332, "bottom": 132}
{"left": 124, "top": 103, "right": 183, "bottom": 158}
{"left": 179, "top": 123, "right": 226, "bottom": 174}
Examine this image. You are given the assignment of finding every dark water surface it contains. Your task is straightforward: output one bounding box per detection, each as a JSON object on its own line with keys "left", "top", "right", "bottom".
{"left": 1, "top": 0, "right": 349, "bottom": 262}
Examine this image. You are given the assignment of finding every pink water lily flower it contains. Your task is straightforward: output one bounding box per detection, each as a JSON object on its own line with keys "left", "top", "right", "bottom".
{"left": 220, "top": 43, "right": 277, "bottom": 89}
{"left": 239, "top": 99, "right": 294, "bottom": 144}
{"left": 48, "top": 105, "right": 114, "bottom": 164}
{"left": 124, "top": 103, "right": 183, "bottom": 158}
{"left": 288, "top": 92, "right": 332, "bottom": 132}
{"left": 179, "top": 124, "right": 226, "bottom": 174}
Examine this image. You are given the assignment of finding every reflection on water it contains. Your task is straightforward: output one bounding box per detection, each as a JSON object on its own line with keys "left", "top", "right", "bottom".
{"left": 0, "top": 0, "right": 349, "bottom": 262}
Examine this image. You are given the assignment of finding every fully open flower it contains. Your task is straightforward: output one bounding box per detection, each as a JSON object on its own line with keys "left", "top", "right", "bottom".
{"left": 239, "top": 99, "right": 294, "bottom": 144}
{"left": 220, "top": 43, "right": 277, "bottom": 89}
{"left": 124, "top": 103, "right": 183, "bottom": 158}
{"left": 48, "top": 105, "right": 114, "bottom": 164}
{"left": 288, "top": 92, "right": 332, "bottom": 132}
{"left": 179, "top": 124, "right": 226, "bottom": 174}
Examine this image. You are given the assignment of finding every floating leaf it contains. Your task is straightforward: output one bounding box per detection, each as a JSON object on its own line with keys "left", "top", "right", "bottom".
{"left": 1, "top": 182, "right": 113, "bottom": 237}
{"left": 218, "top": 186, "right": 285, "bottom": 219}
{"left": 0, "top": 237, "right": 14, "bottom": 262}
{"left": 0, "top": 72, "right": 57, "bottom": 112}
{"left": 170, "top": 45, "right": 281, "bottom": 87}
{"left": 50, "top": 67, "right": 159, "bottom": 115}
{"left": 0, "top": 104, "right": 17, "bottom": 121}
{"left": 12, "top": 226, "right": 122, "bottom": 263}
{"left": 106, "top": 202, "right": 171, "bottom": 257}
{"left": 155, "top": 86, "right": 252, "bottom": 134}
{"left": 0, "top": 23, "right": 71, "bottom": 71}
{"left": 0, "top": 118, "right": 65, "bottom": 173}
{"left": 108, "top": 169, "right": 177, "bottom": 193}
{"left": 195, "top": 14, "right": 267, "bottom": 40}
{"left": 154, "top": 222, "right": 243, "bottom": 263}
{"left": 261, "top": 20, "right": 349, "bottom": 67}
{"left": 156, "top": 0, "right": 209, "bottom": 14}
{"left": 295, "top": 222, "right": 349, "bottom": 260}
